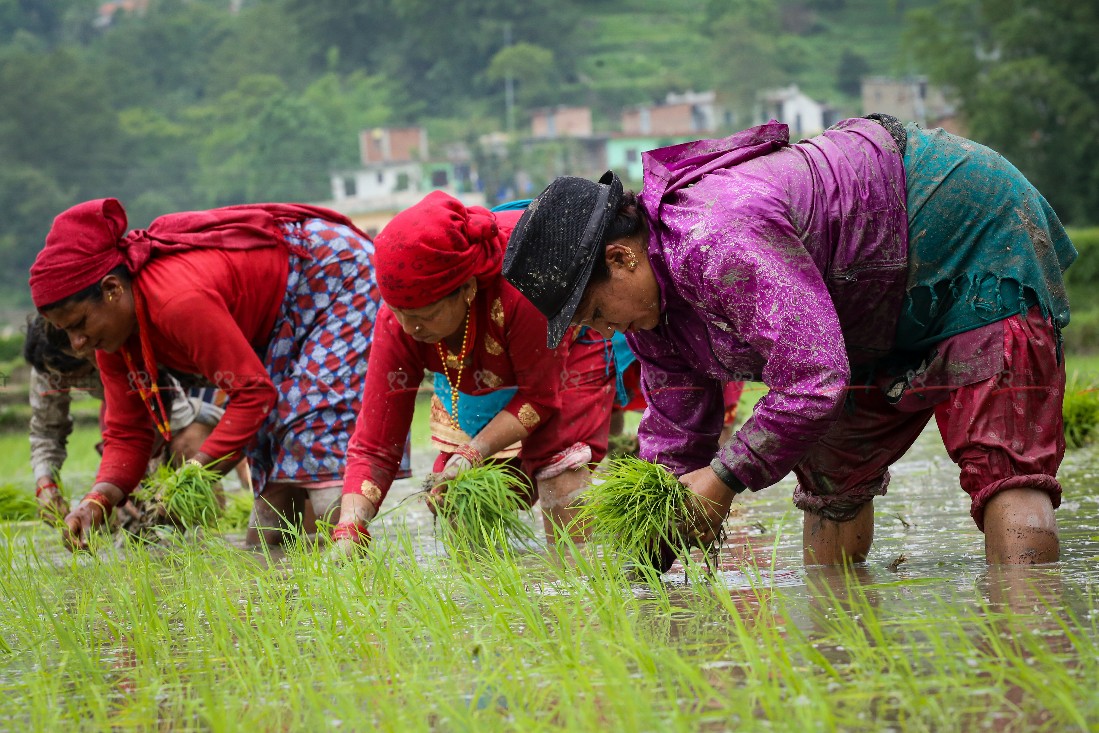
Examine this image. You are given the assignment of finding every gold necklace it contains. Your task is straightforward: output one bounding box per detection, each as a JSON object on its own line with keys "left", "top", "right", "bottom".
{"left": 436, "top": 308, "right": 472, "bottom": 430}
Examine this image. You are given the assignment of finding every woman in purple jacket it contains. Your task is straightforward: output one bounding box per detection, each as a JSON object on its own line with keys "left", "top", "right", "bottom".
{"left": 503, "top": 115, "right": 1076, "bottom": 568}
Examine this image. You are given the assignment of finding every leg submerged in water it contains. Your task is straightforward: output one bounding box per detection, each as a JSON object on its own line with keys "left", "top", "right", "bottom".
{"left": 982, "top": 487, "right": 1059, "bottom": 564}
{"left": 537, "top": 466, "right": 592, "bottom": 545}
{"left": 803, "top": 500, "right": 875, "bottom": 565}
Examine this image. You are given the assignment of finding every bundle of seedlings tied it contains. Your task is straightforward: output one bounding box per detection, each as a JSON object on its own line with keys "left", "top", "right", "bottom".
{"left": 124, "top": 461, "right": 224, "bottom": 539}
{"left": 578, "top": 456, "right": 720, "bottom": 574}
{"left": 433, "top": 462, "right": 537, "bottom": 553}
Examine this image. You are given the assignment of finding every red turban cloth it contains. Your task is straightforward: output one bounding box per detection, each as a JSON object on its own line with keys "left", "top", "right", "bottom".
{"left": 30, "top": 198, "right": 364, "bottom": 309}
{"left": 373, "top": 191, "right": 507, "bottom": 309}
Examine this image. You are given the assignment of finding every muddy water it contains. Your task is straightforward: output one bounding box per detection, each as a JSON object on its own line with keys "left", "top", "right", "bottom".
{"left": 370, "top": 425, "right": 1099, "bottom": 622}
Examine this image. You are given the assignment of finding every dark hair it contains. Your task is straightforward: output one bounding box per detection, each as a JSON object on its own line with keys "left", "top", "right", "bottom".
{"left": 588, "top": 190, "right": 648, "bottom": 285}
{"left": 23, "top": 314, "right": 91, "bottom": 376}
{"left": 38, "top": 265, "right": 130, "bottom": 313}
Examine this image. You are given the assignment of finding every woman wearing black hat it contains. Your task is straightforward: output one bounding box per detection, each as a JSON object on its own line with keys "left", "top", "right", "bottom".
{"left": 503, "top": 116, "right": 1074, "bottom": 569}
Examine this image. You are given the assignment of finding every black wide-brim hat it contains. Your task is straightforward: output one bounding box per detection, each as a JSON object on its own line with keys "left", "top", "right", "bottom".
{"left": 503, "top": 171, "right": 623, "bottom": 348}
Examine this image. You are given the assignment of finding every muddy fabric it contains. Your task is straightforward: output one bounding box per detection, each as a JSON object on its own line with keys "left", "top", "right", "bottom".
{"left": 29, "top": 367, "right": 104, "bottom": 481}
{"left": 792, "top": 307, "right": 1064, "bottom": 529}
{"left": 628, "top": 117, "right": 1075, "bottom": 503}
{"left": 897, "top": 124, "right": 1076, "bottom": 350}
{"left": 628, "top": 117, "right": 908, "bottom": 487}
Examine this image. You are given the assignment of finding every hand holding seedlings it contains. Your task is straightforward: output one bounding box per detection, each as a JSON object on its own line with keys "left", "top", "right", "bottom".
{"left": 62, "top": 484, "right": 121, "bottom": 552}
{"left": 426, "top": 452, "right": 475, "bottom": 516}
{"left": 675, "top": 465, "right": 738, "bottom": 547}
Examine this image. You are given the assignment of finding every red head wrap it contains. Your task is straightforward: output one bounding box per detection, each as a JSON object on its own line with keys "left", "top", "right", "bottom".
{"left": 373, "top": 191, "right": 506, "bottom": 309}
{"left": 29, "top": 199, "right": 132, "bottom": 309}
{"left": 29, "top": 198, "right": 362, "bottom": 309}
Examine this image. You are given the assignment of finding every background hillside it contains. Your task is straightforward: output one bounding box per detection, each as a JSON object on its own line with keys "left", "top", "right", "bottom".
{"left": 1, "top": 0, "right": 1096, "bottom": 314}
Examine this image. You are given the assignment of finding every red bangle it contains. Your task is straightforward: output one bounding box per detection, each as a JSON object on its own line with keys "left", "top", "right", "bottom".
{"left": 331, "top": 521, "right": 371, "bottom": 544}
{"left": 35, "top": 481, "right": 59, "bottom": 497}
{"left": 82, "top": 491, "right": 114, "bottom": 520}
{"left": 453, "top": 444, "right": 483, "bottom": 467}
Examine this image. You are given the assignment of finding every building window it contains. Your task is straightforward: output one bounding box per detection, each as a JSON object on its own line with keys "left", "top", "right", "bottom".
{"left": 377, "top": 172, "right": 384, "bottom": 184}
{"left": 343, "top": 177, "right": 356, "bottom": 198}
{"left": 431, "top": 169, "right": 449, "bottom": 187}
{"left": 395, "top": 172, "right": 410, "bottom": 191}
{"left": 626, "top": 148, "right": 639, "bottom": 163}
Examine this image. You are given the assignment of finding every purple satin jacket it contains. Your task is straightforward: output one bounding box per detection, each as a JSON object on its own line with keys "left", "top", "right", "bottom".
{"left": 626, "top": 118, "right": 908, "bottom": 490}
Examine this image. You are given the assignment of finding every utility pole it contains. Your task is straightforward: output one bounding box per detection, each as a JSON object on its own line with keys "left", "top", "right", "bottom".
{"left": 504, "top": 22, "right": 515, "bottom": 137}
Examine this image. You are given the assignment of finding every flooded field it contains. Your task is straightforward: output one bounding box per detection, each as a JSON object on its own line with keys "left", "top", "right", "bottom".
{"left": 0, "top": 426, "right": 1096, "bottom": 731}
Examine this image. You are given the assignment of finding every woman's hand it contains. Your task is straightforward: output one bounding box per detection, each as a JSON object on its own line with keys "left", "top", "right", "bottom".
{"left": 425, "top": 452, "right": 474, "bottom": 516}
{"left": 35, "top": 478, "right": 68, "bottom": 524}
{"left": 62, "top": 484, "right": 123, "bottom": 552}
{"left": 62, "top": 501, "right": 107, "bottom": 552}
{"left": 676, "top": 466, "right": 738, "bottom": 548}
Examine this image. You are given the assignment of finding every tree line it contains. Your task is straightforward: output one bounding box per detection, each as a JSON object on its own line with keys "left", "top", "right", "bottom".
{"left": 0, "top": 0, "right": 1095, "bottom": 305}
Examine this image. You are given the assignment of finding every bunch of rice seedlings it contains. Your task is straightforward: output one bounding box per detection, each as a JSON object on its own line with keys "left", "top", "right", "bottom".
{"left": 132, "top": 461, "right": 224, "bottom": 530}
{"left": 435, "top": 462, "right": 537, "bottom": 552}
{"left": 576, "top": 456, "right": 704, "bottom": 570}
{"left": 1063, "top": 376, "right": 1099, "bottom": 449}
{"left": 0, "top": 483, "right": 38, "bottom": 521}
{"left": 217, "top": 490, "right": 254, "bottom": 532}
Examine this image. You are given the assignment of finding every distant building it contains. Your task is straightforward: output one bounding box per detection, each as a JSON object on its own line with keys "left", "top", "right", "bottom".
{"left": 94, "top": 0, "right": 149, "bottom": 28}
{"left": 530, "top": 106, "right": 593, "bottom": 139}
{"left": 621, "top": 91, "right": 725, "bottom": 137}
{"left": 327, "top": 126, "right": 483, "bottom": 235}
{"left": 755, "top": 85, "right": 839, "bottom": 138}
{"left": 861, "top": 76, "right": 963, "bottom": 134}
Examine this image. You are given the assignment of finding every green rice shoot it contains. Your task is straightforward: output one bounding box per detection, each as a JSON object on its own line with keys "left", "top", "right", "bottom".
{"left": 134, "top": 461, "right": 224, "bottom": 529}
{"left": 435, "top": 461, "right": 537, "bottom": 551}
{"left": 576, "top": 456, "right": 700, "bottom": 561}
{"left": 218, "top": 490, "right": 253, "bottom": 532}
{"left": 0, "top": 483, "right": 38, "bottom": 521}
{"left": 1063, "top": 374, "right": 1099, "bottom": 449}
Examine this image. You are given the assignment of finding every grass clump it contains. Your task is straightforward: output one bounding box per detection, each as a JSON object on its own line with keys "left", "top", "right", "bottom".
{"left": 131, "top": 461, "right": 224, "bottom": 531}
{"left": 1063, "top": 376, "right": 1099, "bottom": 449}
{"left": 577, "top": 456, "right": 701, "bottom": 567}
{"left": 0, "top": 483, "right": 38, "bottom": 521}
{"left": 218, "top": 490, "right": 253, "bottom": 532}
{"left": 436, "top": 462, "right": 537, "bottom": 552}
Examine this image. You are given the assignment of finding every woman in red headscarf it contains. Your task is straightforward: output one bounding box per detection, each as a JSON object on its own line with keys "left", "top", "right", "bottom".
{"left": 30, "top": 198, "right": 395, "bottom": 550}
{"left": 335, "top": 191, "right": 616, "bottom": 548}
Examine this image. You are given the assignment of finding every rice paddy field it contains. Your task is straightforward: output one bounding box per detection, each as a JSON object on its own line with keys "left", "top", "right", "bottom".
{"left": 1, "top": 364, "right": 1098, "bottom": 731}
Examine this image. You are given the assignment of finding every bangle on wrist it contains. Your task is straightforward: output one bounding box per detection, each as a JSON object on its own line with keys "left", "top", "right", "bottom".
{"left": 82, "top": 490, "right": 114, "bottom": 520}
{"left": 35, "top": 480, "right": 59, "bottom": 497}
{"left": 709, "top": 457, "right": 747, "bottom": 498}
{"left": 331, "top": 521, "right": 371, "bottom": 544}
{"left": 453, "top": 444, "right": 484, "bottom": 467}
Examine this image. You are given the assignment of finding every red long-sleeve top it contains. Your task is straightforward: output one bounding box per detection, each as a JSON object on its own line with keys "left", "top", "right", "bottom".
{"left": 96, "top": 246, "right": 288, "bottom": 493}
{"left": 343, "top": 275, "right": 567, "bottom": 504}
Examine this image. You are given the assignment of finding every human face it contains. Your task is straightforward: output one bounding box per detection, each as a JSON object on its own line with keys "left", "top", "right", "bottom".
{"left": 43, "top": 275, "right": 136, "bottom": 357}
{"left": 571, "top": 238, "right": 661, "bottom": 338}
{"left": 390, "top": 279, "right": 476, "bottom": 344}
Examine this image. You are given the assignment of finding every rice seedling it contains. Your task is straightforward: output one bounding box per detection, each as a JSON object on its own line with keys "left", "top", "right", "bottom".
{"left": 576, "top": 456, "right": 708, "bottom": 572}
{"left": 1063, "top": 374, "right": 1099, "bottom": 449}
{"left": 217, "top": 489, "right": 253, "bottom": 532}
{"left": 434, "top": 461, "right": 538, "bottom": 552}
{"left": 0, "top": 483, "right": 37, "bottom": 521}
{"left": 128, "top": 460, "right": 224, "bottom": 534}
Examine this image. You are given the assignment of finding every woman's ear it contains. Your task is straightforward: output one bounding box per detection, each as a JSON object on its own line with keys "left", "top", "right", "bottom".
{"left": 100, "top": 274, "right": 126, "bottom": 304}
{"left": 606, "top": 240, "right": 639, "bottom": 271}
